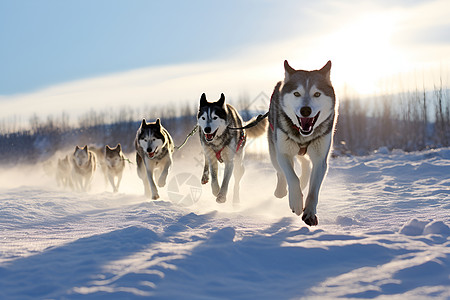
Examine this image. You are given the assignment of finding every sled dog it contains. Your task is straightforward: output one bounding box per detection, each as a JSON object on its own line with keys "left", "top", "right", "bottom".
{"left": 268, "top": 60, "right": 337, "bottom": 226}
{"left": 71, "top": 145, "right": 97, "bottom": 192}
{"left": 56, "top": 155, "right": 73, "bottom": 189}
{"left": 95, "top": 144, "right": 126, "bottom": 193}
{"left": 135, "top": 119, "right": 174, "bottom": 199}
{"left": 198, "top": 93, "right": 267, "bottom": 204}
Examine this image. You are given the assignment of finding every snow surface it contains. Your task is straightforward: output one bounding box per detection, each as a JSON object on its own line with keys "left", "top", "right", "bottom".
{"left": 0, "top": 147, "right": 449, "bottom": 299}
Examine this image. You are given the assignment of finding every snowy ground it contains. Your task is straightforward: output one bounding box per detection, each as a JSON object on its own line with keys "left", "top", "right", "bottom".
{"left": 0, "top": 146, "right": 449, "bottom": 299}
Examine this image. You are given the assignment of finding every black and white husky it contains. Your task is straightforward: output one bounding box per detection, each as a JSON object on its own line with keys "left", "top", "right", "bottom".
{"left": 268, "top": 60, "right": 337, "bottom": 226}
{"left": 71, "top": 145, "right": 97, "bottom": 192}
{"left": 135, "top": 119, "right": 174, "bottom": 199}
{"left": 198, "top": 93, "right": 267, "bottom": 204}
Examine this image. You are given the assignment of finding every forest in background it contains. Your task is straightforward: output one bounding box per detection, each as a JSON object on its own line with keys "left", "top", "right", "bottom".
{"left": 0, "top": 84, "right": 449, "bottom": 165}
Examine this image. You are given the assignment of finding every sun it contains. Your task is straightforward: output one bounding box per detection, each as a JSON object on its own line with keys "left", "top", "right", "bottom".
{"left": 317, "top": 12, "right": 406, "bottom": 95}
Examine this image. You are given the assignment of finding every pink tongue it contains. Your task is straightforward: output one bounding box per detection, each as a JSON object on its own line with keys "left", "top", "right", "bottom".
{"left": 300, "top": 117, "right": 314, "bottom": 131}
{"left": 148, "top": 152, "right": 154, "bottom": 158}
{"left": 206, "top": 134, "right": 213, "bottom": 139}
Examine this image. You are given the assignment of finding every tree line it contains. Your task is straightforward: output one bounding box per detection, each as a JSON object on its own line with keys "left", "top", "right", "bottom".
{"left": 0, "top": 86, "right": 448, "bottom": 165}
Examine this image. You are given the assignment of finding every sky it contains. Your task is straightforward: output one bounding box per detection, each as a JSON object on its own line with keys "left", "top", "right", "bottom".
{"left": 0, "top": 0, "right": 449, "bottom": 127}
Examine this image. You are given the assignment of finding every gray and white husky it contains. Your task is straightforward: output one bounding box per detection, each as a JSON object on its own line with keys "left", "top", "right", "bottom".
{"left": 198, "top": 93, "right": 267, "bottom": 204}
{"left": 135, "top": 119, "right": 174, "bottom": 199}
{"left": 71, "top": 145, "right": 97, "bottom": 192}
{"left": 268, "top": 60, "right": 337, "bottom": 226}
{"left": 56, "top": 155, "right": 73, "bottom": 189}
{"left": 95, "top": 144, "right": 126, "bottom": 193}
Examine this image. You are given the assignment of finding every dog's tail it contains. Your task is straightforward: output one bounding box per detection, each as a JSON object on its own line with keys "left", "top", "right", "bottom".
{"left": 243, "top": 112, "right": 268, "bottom": 138}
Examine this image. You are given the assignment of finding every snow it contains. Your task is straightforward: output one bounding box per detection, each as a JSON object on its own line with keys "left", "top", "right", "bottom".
{"left": 0, "top": 147, "right": 449, "bottom": 299}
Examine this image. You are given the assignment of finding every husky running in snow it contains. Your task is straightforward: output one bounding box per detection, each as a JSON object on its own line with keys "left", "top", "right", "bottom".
{"left": 268, "top": 60, "right": 338, "bottom": 226}
{"left": 94, "top": 144, "right": 126, "bottom": 193}
{"left": 56, "top": 155, "right": 73, "bottom": 189}
{"left": 135, "top": 119, "right": 174, "bottom": 199}
{"left": 71, "top": 145, "right": 97, "bottom": 192}
{"left": 198, "top": 93, "right": 267, "bottom": 204}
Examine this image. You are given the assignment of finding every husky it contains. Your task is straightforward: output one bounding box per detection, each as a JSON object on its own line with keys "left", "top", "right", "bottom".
{"left": 135, "top": 119, "right": 174, "bottom": 199}
{"left": 95, "top": 144, "right": 126, "bottom": 193}
{"left": 56, "top": 155, "right": 73, "bottom": 189}
{"left": 268, "top": 60, "right": 337, "bottom": 226}
{"left": 71, "top": 145, "right": 97, "bottom": 192}
{"left": 198, "top": 93, "right": 267, "bottom": 204}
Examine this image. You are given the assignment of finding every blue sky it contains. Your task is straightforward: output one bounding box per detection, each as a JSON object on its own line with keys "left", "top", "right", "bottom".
{"left": 0, "top": 0, "right": 449, "bottom": 123}
{"left": 0, "top": 0, "right": 327, "bottom": 95}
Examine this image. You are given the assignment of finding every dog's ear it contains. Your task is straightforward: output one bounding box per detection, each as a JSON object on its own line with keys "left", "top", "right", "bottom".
{"left": 75, "top": 145, "right": 80, "bottom": 151}
{"left": 318, "top": 60, "right": 332, "bottom": 82}
{"left": 83, "top": 145, "right": 88, "bottom": 152}
{"left": 284, "top": 60, "right": 296, "bottom": 81}
{"left": 217, "top": 93, "right": 226, "bottom": 108}
{"left": 155, "top": 118, "right": 161, "bottom": 130}
{"left": 141, "top": 119, "right": 147, "bottom": 128}
{"left": 106, "top": 145, "right": 111, "bottom": 151}
{"left": 200, "top": 93, "right": 208, "bottom": 106}
{"left": 116, "top": 143, "right": 121, "bottom": 152}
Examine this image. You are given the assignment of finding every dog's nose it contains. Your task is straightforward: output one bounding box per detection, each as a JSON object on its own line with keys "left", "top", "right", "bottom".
{"left": 300, "top": 106, "right": 312, "bottom": 117}
{"left": 147, "top": 147, "right": 152, "bottom": 153}
{"left": 204, "top": 127, "right": 211, "bottom": 133}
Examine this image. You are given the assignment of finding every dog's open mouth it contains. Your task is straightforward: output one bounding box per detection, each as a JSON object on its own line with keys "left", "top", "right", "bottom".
{"left": 204, "top": 129, "right": 218, "bottom": 142}
{"left": 297, "top": 112, "right": 320, "bottom": 136}
{"left": 148, "top": 151, "right": 155, "bottom": 158}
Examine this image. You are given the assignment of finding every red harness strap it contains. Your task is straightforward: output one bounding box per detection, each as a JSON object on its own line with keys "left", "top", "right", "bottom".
{"left": 215, "top": 133, "right": 246, "bottom": 163}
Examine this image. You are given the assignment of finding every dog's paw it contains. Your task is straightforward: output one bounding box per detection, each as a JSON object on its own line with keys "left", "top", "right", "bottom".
{"left": 157, "top": 178, "right": 166, "bottom": 188}
{"left": 289, "top": 196, "right": 303, "bottom": 216}
{"left": 216, "top": 193, "right": 227, "bottom": 204}
{"left": 201, "top": 174, "right": 209, "bottom": 185}
{"left": 274, "top": 187, "right": 287, "bottom": 198}
{"left": 302, "top": 213, "right": 318, "bottom": 226}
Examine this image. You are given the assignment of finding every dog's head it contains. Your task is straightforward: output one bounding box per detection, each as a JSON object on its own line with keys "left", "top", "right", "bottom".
{"left": 105, "top": 144, "right": 123, "bottom": 167}
{"left": 73, "top": 145, "right": 90, "bottom": 166}
{"left": 137, "top": 119, "right": 165, "bottom": 159}
{"left": 197, "top": 93, "right": 228, "bottom": 142}
{"left": 280, "top": 60, "right": 336, "bottom": 137}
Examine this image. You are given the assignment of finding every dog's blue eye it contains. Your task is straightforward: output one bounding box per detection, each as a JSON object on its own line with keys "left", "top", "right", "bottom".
{"left": 314, "top": 92, "right": 321, "bottom": 97}
{"left": 293, "top": 92, "right": 301, "bottom": 97}
{"left": 213, "top": 117, "right": 218, "bottom": 120}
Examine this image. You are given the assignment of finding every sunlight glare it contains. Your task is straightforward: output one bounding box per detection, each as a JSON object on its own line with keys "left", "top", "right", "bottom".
{"left": 320, "top": 12, "right": 406, "bottom": 95}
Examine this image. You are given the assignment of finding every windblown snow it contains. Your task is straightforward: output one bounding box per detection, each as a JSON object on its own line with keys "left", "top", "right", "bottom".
{"left": 0, "top": 147, "right": 449, "bottom": 299}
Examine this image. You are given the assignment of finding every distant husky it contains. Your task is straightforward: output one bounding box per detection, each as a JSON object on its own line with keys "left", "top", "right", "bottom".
{"left": 95, "top": 144, "right": 126, "bottom": 193}
{"left": 198, "top": 93, "right": 267, "bottom": 204}
{"left": 135, "top": 119, "right": 174, "bottom": 199}
{"left": 56, "top": 155, "right": 73, "bottom": 189}
{"left": 268, "top": 60, "right": 337, "bottom": 226}
{"left": 71, "top": 145, "right": 97, "bottom": 192}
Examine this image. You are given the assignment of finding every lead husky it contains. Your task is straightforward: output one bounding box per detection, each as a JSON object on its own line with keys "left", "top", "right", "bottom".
{"left": 198, "top": 93, "right": 267, "bottom": 204}
{"left": 71, "top": 145, "right": 97, "bottom": 192}
{"left": 268, "top": 60, "right": 337, "bottom": 226}
{"left": 135, "top": 119, "right": 174, "bottom": 199}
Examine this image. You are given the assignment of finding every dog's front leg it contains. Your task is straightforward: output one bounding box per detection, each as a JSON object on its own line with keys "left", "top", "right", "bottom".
{"left": 144, "top": 160, "right": 159, "bottom": 200}
{"left": 303, "top": 136, "right": 332, "bottom": 226}
{"left": 216, "top": 160, "right": 234, "bottom": 204}
{"left": 158, "top": 157, "right": 172, "bottom": 187}
{"left": 276, "top": 152, "right": 303, "bottom": 215}
{"left": 201, "top": 154, "right": 209, "bottom": 185}
{"left": 209, "top": 157, "right": 220, "bottom": 197}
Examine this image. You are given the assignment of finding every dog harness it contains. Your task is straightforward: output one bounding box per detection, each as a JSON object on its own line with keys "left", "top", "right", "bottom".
{"left": 215, "top": 132, "right": 246, "bottom": 163}
{"left": 269, "top": 122, "right": 308, "bottom": 156}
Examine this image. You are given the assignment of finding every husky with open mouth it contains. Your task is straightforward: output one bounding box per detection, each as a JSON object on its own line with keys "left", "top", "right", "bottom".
{"left": 135, "top": 119, "right": 174, "bottom": 199}
{"left": 268, "top": 60, "right": 338, "bottom": 226}
{"left": 198, "top": 93, "right": 267, "bottom": 204}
